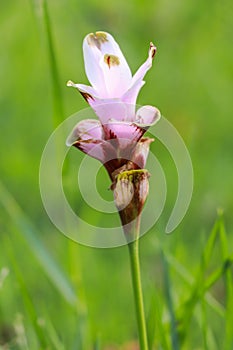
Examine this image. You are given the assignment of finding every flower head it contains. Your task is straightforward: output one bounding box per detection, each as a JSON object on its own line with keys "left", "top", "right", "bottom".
{"left": 66, "top": 31, "right": 160, "bottom": 181}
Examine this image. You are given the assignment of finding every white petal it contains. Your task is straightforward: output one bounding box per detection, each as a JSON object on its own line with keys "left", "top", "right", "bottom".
{"left": 84, "top": 32, "right": 132, "bottom": 98}
{"left": 99, "top": 53, "right": 131, "bottom": 98}
{"left": 135, "top": 105, "right": 161, "bottom": 128}
{"left": 83, "top": 35, "right": 108, "bottom": 96}
{"left": 131, "top": 42, "right": 157, "bottom": 86}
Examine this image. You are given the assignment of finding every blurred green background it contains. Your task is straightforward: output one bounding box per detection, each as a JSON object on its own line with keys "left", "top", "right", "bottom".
{"left": 0, "top": 0, "right": 232, "bottom": 349}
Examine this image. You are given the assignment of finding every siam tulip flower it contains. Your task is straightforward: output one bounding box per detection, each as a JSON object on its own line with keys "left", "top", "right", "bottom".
{"left": 66, "top": 31, "right": 161, "bottom": 184}
{"left": 66, "top": 32, "right": 161, "bottom": 350}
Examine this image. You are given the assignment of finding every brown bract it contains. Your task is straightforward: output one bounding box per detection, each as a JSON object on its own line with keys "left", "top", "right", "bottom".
{"left": 113, "top": 169, "right": 150, "bottom": 238}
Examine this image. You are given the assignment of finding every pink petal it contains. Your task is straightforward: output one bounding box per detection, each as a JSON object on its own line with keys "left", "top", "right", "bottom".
{"left": 66, "top": 119, "right": 103, "bottom": 146}
{"left": 131, "top": 42, "right": 157, "bottom": 87}
{"left": 135, "top": 105, "right": 161, "bottom": 129}
{"left": 121, "top": 79, "right": 146, "bottom": 121}
{"left": 66, "top": 87, "right": 133, "bottom": 124}
{"left": 131, "top": 137, "right": 154, "bottom": 169}
{"left": 92, "top": 100, "right": 128, "bottom": 124}
{"left": 84, "top": 32, "right": 132, "bottom": 98}
{"left": 66, "top": 119, "right": 119, "bottom": 164}
{"left": 74, "top": 139, "right": 123, "bottom": 169}
{"left": 67, "top": 81, "right": 98, "bottom": 105}
{"left": 73, "top": 139, "right": 106, "bottom": 163}
{"left": 122, "top": 79, "right": 145, "bottom": 106}
{"left": 103, "top": 121, "right": 144, "bottom": 142}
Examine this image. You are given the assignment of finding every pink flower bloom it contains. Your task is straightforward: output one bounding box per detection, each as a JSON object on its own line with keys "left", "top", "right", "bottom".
{"left": 66, "top": 31, "right": 160, "bottom": 181}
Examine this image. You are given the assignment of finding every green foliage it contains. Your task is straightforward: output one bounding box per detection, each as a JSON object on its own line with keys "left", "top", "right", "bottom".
{"left": 0, "top": 0, "right": 232, "bottom": 348}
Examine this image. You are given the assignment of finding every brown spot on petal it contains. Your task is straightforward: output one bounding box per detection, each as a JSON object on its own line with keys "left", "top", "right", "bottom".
{"left": 102, "top": 125, "right": 118, "bottom": 140}
{"left": 104, "top": 54, "right": 120, "bottom": 68}
{"left": 131, "top": 123, "right": 146, "bottom": 140}
{"left": 140, "top": 137, "right": 155, "bottom": 144}
{"left": 79, "top": 91, "right": 94, "bottom": 103}
{"left": 109, "top": 130, "right": 117, "bottom": 139}
{"left": 150, "top": 42, "right": 157, "bottom": 58}
{"left": 87, "top": 32, "right": 108, "bottom": 49}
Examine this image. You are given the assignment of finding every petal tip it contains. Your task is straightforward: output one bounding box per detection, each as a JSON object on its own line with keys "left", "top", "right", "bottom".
{"left": 65, "top": 136, "right": 74, "bottom": 147}
{"left": 67, "top": 80, "right": 75, "bottom": 87}
{"left": 154, "top": 107, "right": 161, "bottom": 122}
{"left": 135, "top": 105, "right": 161, "bottom": 127}
{"left": 86, "top": 31, "right": 108, "bottom": 48}
{"left": 149, "top": 42, "right": 157, "bottom": 59}
{"left": 66, "top": 127, "right": 78, "bottom": 146}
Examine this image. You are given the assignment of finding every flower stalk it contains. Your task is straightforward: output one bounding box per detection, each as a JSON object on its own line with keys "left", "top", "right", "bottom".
{"left": 128, "top": 238, "right": 148, "bottom": 350}
{"left": 113, "top": 169, "right": 150, "bottom": 348}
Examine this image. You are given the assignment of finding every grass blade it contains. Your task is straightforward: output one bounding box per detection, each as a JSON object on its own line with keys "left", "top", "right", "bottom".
{"left": 176, "top": 217, "right": 224, "bottom": 342}
{"left": 201, "top": 296, "right": 208, "bottom": 350}
{"left": 202, "top": 218, "right": 219, "bottom": 267}
{"left": 0, "top": 180, "right": 77, "bottom": 306}
{"left": 42, "top": 0, "right": 64, "bottom": 126}
{"left": 149, "top": 291, "right": 169, "bottom": 350}
{"left": 43, "top": 318, "right": 66, "bottom": 350}
{"left": 219, "top": 217, "right": 233, "bottom": 350}
{"left": 153, "top": 233, "right": 225, "bottom": 318}
{"left": 162, "top": 251, "right": 180, "bottom": 350}
{"left": 4, "top": 236, "right": 48, "bottom": 348}
{"left": 203, "top": 257, "right": 233, "bottom": 291}
{"left": 146, "top": 294, "right": 157, "bottom": 350}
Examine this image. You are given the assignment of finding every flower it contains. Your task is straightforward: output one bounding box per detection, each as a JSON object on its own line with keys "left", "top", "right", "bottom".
{"left": 66, "top": 31, "right": 160, "bottom": 182}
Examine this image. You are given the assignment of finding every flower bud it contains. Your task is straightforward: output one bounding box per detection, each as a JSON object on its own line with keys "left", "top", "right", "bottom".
{"left": 113, "top": 169, "right": 150, "bottom": 239}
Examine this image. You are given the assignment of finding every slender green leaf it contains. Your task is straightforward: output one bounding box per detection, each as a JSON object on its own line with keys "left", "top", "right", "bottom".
{"left": 203, "top": 257, "right": 233, "bottom": 291}
{"left": 176, "top": 216, "right": 225, "bottom": 343}
{"left": 194, "top": 305, "right": 218, "bottom": 350}
{"left": 162, "top": 251, "right": 180, "bottom": 350}
{"left": 42, "top": 0, "right": 64, "bottom": 126}
{"left": 93, "top": 335, "right": 101, "bottom": 350}
{"left": 202, "top": 219, "right": 220, "bottom": 268}
{"left": 68, "top": 240, "right": 90, "bottom": 350}
{"left": 29, "top": 0, "right": 64, "bottom": 125}
{"left": 0, "top": 180, "right": 77, "bottom": 306}
{"left": 201, "top": 297, "right": 208, "bottom": 350}
{"left": 153, "top": 234, "right": 225, "bottom": 318}
{"left": 43, "top": 318, "right": 66, "bottom": 350}
{"left": 149, "top": 291, "right": 169, "bottom": 350}
{"left": 146, "top": 293, "right": 157, "bottom": 350}
{"left": 4, "top": 236, "right": 48, "bottom": 348}
{"left": 219, "top": 218, "right": 233, "bottom": 350}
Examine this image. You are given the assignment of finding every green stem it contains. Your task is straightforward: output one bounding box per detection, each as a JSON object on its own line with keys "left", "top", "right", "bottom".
{"left": 128, "top": 237, "right": 148, "bottom": 350}
{"left": 42, "top": 0, "right": 64, "bottom": 126}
